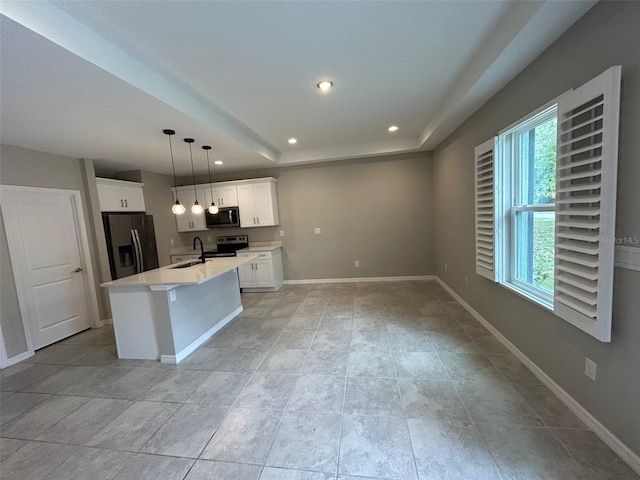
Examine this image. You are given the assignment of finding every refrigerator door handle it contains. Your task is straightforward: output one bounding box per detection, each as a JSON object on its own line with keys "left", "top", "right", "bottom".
{"left": 131, "top": 229, "right": 142, "bottom": 274}
{"left": 133, "top": 229, "right": 144, "bottom": 273}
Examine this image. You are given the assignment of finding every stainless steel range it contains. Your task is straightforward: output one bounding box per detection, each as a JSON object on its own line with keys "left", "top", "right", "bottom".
{"left": 203, "top": 235, "right": 249, "bottom": 258}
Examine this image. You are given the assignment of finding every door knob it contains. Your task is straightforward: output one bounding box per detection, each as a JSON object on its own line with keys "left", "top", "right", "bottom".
{"left": 73, "top": 267, "right": 83, "bottom": 273}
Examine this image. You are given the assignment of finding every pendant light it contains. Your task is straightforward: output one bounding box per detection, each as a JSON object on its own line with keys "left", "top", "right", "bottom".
{"left": 164, "top": 129, "right": 185, "bottom": 215}
{"left": 184, "top": 138, "right": 204, "bottom": 214}
{"left": 203, "top": 146, "right": 219, "bottom": 214}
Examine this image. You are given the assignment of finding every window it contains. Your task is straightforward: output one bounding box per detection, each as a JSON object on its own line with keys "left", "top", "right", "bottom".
{"left": 500, "top": 105, "right": 557, "bottom": 308}
{"left": 474, "top": 66, "right": 621, "bottom": 342}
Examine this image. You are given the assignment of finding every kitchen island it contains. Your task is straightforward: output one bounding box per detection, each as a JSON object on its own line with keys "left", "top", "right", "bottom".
{"left": 101, "top": 256, "right": 256, "bottom": 364}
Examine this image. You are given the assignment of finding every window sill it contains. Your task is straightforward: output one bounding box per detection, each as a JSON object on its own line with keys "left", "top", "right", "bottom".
{"left": 498, "top": 281, "right": 553, "bottom": 313}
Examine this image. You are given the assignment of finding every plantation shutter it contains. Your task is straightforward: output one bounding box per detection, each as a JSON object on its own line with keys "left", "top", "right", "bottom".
{"left": 474, "top": 137, "right": 499, "bottom": 281}
{"left": 554, "top": 66, "right": 621, "bottom": 342}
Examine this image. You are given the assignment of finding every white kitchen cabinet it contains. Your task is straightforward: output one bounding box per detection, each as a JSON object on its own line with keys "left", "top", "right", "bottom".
{"left": 206, "top": 185, "right": 238, "bottom": 208}
{"left": 172, "top": 186, "right": 208, "bottom": 232}
{"left": 96, "top": 178, "right": 145, "bottom": 212}
{"left": 236, "top": 248, "right": 283, "bottom": 291}
{"left": 236, "top": 178, "right": 279, "bottom": 228}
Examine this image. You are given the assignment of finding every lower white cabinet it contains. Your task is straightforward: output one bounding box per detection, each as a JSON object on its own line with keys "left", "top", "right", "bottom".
{"left": 236, "top": 248, "right": 283, "bottom": 291}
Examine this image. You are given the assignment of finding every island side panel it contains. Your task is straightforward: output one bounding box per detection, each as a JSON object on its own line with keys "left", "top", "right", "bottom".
{"left": 166, "top": 269, "right": 243, "bottom": 361}
{"left": 108, "top": 286, "right": 170, "bottom": 360}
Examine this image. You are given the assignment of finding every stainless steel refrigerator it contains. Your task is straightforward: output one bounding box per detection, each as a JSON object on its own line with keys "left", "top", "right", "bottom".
{"left": 103, "top": 214, "right": 159, "bottom": 279}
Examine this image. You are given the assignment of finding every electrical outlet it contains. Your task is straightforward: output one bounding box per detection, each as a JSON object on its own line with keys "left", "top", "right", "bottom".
{"left": 169, "top": 290, "right": 177, "bottom": 302}
{"left": 584, "top": 358, "right": 597, "bottom": 381}
{"left": 280, "top": 230, "right": 285, "bottom": 237}
{"left": 169, "top": 238, "right": 175, "bottom": 246}
{"left": 207, "top": 235, "right": 211, "bottom": 242}
{"left": 445, "top": 263, "right": 448, "bottom": 272}
{"left": 314, "top": 228, "right": 321, "bottom": 235}
{"left": 465, "top": 277, "right": 468, "bottom": 287}
{"left": 355, "top": 260, "right": 360, "bottom": 267}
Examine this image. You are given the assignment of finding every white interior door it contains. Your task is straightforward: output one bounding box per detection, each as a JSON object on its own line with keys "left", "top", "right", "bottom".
{"left": 1, "top": 187, "right": 93, "bottom": 349}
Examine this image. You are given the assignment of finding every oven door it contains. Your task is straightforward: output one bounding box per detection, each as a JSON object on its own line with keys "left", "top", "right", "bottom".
{"left": 206, "top": 207, "right": 240, "bottom": 228}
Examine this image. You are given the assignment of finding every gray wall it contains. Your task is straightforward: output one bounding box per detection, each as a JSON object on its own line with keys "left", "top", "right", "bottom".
{"left": 0, "top": 144, "right": 107, "bottom": 358}
{"left": 177, "top": 152, "right": 435, "bottom": 280}
{"left": 433, "top": 1, "right": 640, "bottom": 455}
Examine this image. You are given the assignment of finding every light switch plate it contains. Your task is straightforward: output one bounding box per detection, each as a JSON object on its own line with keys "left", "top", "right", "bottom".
{"left": 314, "top": 228, "right": 321, "bottom": 235}
{"left": 584, "top": 357, "right": 597, "bottom": 382}
{"left": 169, "top": 290, "right": 177, "bottom": 302}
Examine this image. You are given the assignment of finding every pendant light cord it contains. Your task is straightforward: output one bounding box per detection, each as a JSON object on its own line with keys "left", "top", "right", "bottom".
{"left": 206, "top": 149, "right": 214, "bottom": 200}
{"left": 168, "top": 134, "right": 178, "bottom": 191}
{"left": 187, "top": 141, "right": 198, "bottom": 202}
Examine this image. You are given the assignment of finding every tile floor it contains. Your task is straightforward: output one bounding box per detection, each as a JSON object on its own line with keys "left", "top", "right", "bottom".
{"left": 0, "top": 281, "right": 637, "bottom": 480}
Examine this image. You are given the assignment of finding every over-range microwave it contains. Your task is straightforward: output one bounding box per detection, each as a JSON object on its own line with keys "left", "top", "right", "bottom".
{"left": 206, "top": 206, "right": 240, "bottom": 229}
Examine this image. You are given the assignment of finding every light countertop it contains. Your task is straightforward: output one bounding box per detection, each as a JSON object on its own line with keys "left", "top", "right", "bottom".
{"left": 100, "top": 255, "right": 257, "bottom": 289}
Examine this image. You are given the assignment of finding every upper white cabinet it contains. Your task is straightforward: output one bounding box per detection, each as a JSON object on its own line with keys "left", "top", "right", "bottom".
{"left": 237, "top": 178, "right": 279, "bottom": 228}
{"left": 206, "top": 185, "right": 238, "bottom": 208}
{"left": 172, "top": 186, "right": 208, "bottom": 232}
{"left": 169, "top": 178, "right": 278, "bottom": 230}
{"left": 96, "top": 178, "right": 145, "bottom": 212}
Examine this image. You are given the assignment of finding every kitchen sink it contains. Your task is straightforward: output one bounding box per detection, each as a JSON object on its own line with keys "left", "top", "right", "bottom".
{"left": 171, "top": 261, "right": 203, "bottom": 269}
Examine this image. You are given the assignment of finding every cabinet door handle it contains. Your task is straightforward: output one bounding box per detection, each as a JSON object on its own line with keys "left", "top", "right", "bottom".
{"left": 257, "top": 217, "right": 260, "bottom": 224}
{"left": 125, "top": 199, "right": 128, "bottom": 207}
{"left": 120, "top": 199, "right": 124, "bottom": 207}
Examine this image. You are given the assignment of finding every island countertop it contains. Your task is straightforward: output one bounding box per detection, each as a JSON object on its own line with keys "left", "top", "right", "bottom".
{"left": 100, "top": 255, "right": 257, "bottom": 288}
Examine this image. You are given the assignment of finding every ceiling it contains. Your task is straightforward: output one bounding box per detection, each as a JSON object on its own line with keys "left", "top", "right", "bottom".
{"left": 0, "top": 1, "right": 596, "bottom": 177}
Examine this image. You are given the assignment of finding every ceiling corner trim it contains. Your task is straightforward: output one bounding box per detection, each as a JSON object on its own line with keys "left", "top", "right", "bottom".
{"left": 0, "top": 0, "right": 281, "bottom": 163}
{"left": 416, "top": 0, "right": 545, "bottom": 150}
{"left": 278, "top": 138, "right": 422, "bottom": 166}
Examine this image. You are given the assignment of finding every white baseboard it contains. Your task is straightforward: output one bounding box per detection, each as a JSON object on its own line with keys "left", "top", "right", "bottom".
{"left": 284, "top": 275, "right": 435, "bottom": 285}
{"left": 93, "top": 318, "right": 110, "bottom": 328}
{"left": 435, "top": 277, "right": 640, "bottom": 475}
{"left": 2, "top": 350, "right": 34, "bottom": 368}
{"left": 160, "top": 305, "right": 243, "bottom": 365}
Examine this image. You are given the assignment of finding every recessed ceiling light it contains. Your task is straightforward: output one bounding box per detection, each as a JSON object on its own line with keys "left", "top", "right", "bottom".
{"left": 214, "top": 160, "right": 223, "bottom": 165}
{"left": 388, "top": 125, "right": 399, "bottom": 132}
{"left": 288, "top": 138, "right": 298, "bottom": 145}
{"left": 316, "top": 80, "right": 334, "bottom": 91}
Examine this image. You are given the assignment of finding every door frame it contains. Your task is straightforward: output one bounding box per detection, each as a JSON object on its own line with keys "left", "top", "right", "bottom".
{"left": 0, "top": 185, "right": 101, "bottom": 367}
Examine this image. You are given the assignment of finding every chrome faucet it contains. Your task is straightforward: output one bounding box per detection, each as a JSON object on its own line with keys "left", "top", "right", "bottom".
{"left": 193, "top": 236, "right": 205, "bottom": 263}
